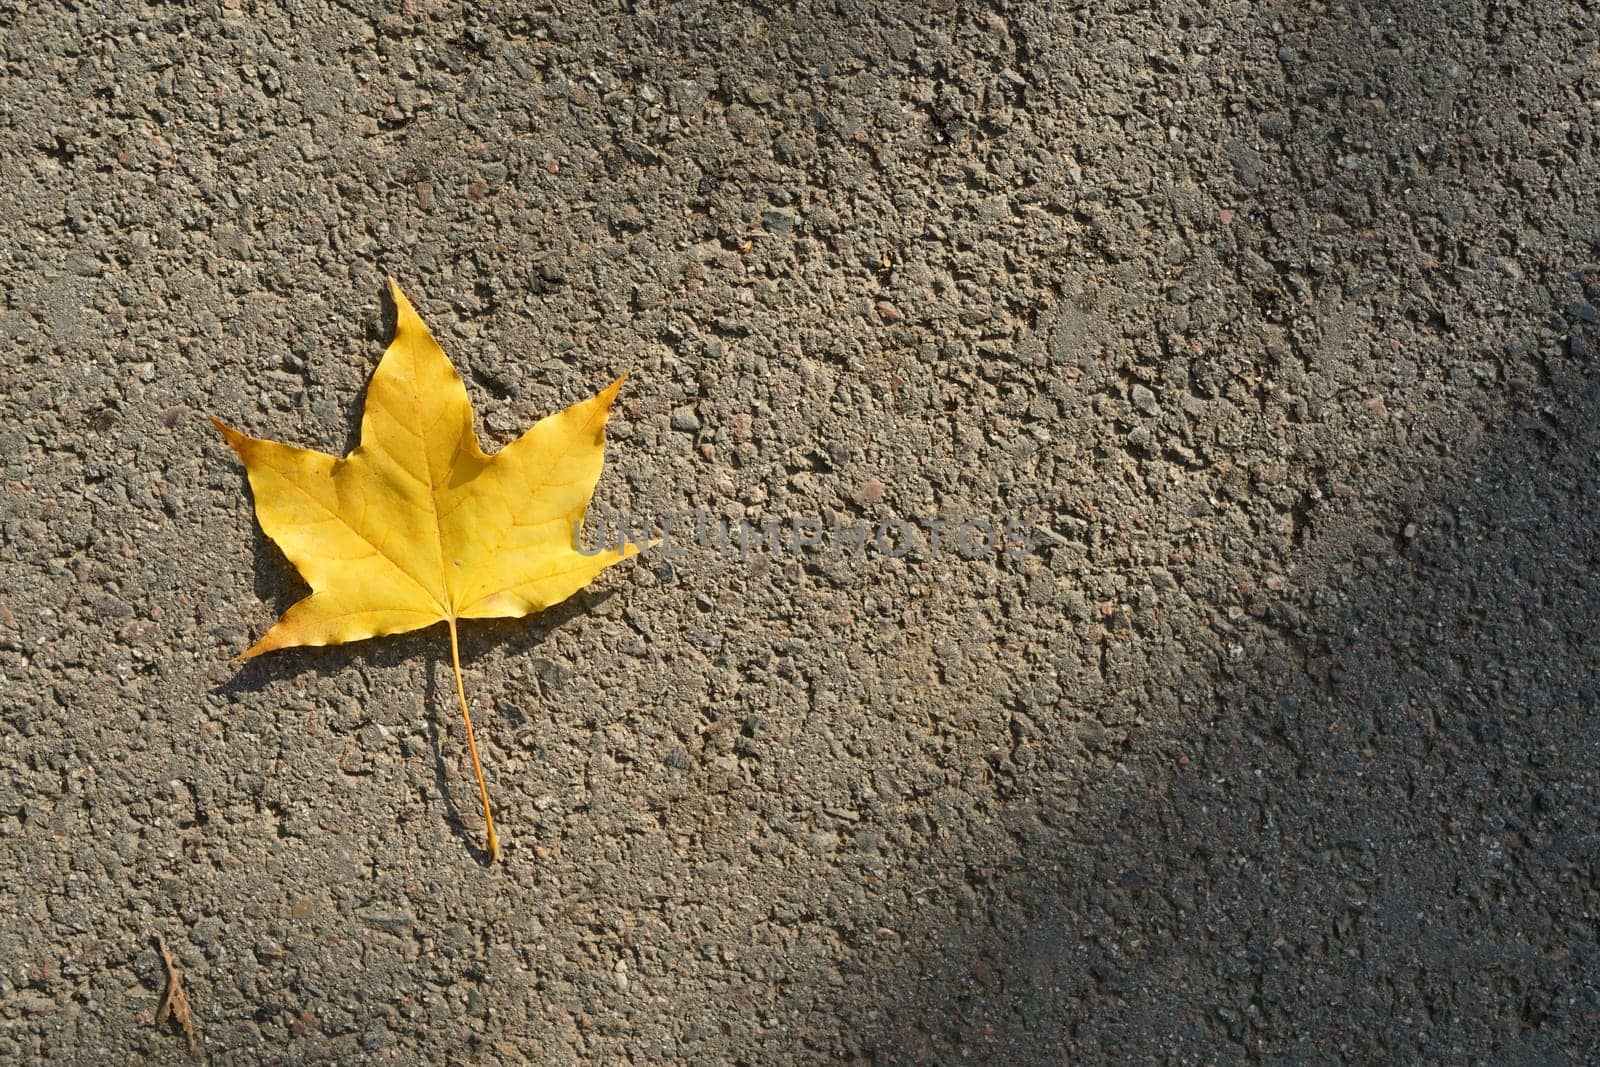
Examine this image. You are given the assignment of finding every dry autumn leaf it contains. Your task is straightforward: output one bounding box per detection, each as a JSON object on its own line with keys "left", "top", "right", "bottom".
{"left": 154, "top": 933, "right": 196, "bottom": 1051}
{"left": 212, "top": 280, "right": 639, "bottom": 860}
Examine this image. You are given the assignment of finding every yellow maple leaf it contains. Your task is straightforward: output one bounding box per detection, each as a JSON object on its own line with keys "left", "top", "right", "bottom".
{"left": 212, "top": 279, "right": 639, "bottom": 861}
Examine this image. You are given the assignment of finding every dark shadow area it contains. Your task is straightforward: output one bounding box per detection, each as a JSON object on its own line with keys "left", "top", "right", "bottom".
{"left": 249, "top": 517, "right": 301, "bottom": 625}
{"left": 863, "top": 342, "right": 1600, "bottom": 1061}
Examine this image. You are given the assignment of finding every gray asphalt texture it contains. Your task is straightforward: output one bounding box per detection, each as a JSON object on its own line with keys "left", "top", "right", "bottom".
{"left": 3, "top": 1, "right": 1599, "bottom": 1063}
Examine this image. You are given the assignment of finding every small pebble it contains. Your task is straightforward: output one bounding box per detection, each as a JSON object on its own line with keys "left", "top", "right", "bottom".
{"left": 1131, "top": 384, "right": 1160, "bottom": 416}
{"left": 762, "top": 208, "right": 795, "bottom": 235}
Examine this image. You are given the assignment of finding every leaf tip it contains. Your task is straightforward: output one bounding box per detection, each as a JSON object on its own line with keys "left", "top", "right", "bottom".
{"left": 385, "top": 277, "right": 427, "bottom": 339}
{"left": 210, "top": 416, "right": 249, "bottom": 453}
{"left": 598, "top": 373, "right": 628, "bottom": 408}
{"left": 238, "top": 632, "right": 279, "bottom": 660}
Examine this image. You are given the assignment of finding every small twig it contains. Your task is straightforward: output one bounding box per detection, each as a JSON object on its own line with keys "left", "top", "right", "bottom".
{"left": 154, "top": 934, "right": 197, "bottom": 1052}
{"left": 1033, "top": 523, "right": 1075, "bottom": 548}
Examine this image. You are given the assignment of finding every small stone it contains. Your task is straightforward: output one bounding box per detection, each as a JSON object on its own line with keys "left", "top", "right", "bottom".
{"left": 670, "top": 406, "right": 701, "bottom": 432}
{"left": 854, "top": 478, "right": 885, "bottom": 505}
{"left": 807, "top": 830, "right": 839, "bottom": 853}
{"left": 762, "top": 208, "right": 795, "bottom": 235}
{"left": 356, "top": 909, "right": 416, "bottom": 932}
{"left": 671, "top": 79, "right": 707, "bottom": 116}
{"left": 91, "top": 594, "right": 134, "bottom": 621}
{"left": 1130, "top": 384, "right": 1160, "bottom": 416}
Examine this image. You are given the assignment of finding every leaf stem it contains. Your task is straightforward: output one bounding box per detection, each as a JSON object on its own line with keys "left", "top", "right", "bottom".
{"left": 447, "top": 617, "right": 500, "bottom": 862}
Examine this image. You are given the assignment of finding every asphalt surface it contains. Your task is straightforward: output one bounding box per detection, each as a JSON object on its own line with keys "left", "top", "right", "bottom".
{"left": 2, "top": 1, "right": 1598, "bottom": 1063}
